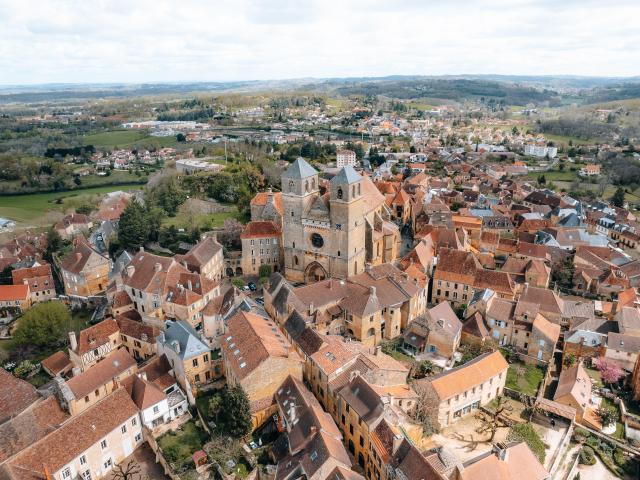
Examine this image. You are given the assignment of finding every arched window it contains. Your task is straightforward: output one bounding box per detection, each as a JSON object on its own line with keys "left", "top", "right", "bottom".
{"left": 311, "top": 178, "right": 316, "bottom": 189}
{"left": 352, "top": 185, "right": 356, "bottom": 197}
{"left": 288, "top": 180, "right": 294, "bottom": 191}
{"left": 294, "top": 255, "right": 299, "bottom": 266}
{"left": 337, "top": 250, "right": 341, "bottom": 257}
{"left": 292, "top": 241, "right": 296, "bottom": 248}
{"left": 367, "top": 328, "right": 375, "bottom": 337}
{"left": 358, "top": 184, "right": 361, "bottom": 196}
{"left": 337, "top": 187, "right": 343, "bottom": 199}
{"left": 305, "top": 180, "right": 309, "bottom": 192}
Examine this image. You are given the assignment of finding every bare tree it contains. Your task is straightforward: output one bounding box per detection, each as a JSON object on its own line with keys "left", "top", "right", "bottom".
{"left": 410, "top": 382, "right": 440, "bottom": 435}
{"left": 111, "top": 460, "right": 147, "bottom": 480}
{"left": 475, "top": 396, "right": 513, "bottom": 442}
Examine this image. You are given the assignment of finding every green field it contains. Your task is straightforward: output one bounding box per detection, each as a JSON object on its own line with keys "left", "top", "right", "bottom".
{"left": 162, "top": 208, "right": 243, "bottom": 230}
{"left": 83, "top": 130, "right": 177, "bottom": 148}
{"left": 0, "top": 184, "right": 143, "bottom": 225}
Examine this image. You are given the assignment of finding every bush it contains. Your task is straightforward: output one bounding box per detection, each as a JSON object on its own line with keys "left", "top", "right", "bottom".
{"left": 507, "top": 423, "right": 546, "bottom": 463}
{"left": 13, "top": 360, "right": 35, "bottom": 379}
{"left": 232, "top": 278, "right": 245, "bottom": 289}
{"left": 258, "top": 265, "right": 271, "bottom": 279}
{"left": 579, "top": 446, "right": 596, "bottom": 466}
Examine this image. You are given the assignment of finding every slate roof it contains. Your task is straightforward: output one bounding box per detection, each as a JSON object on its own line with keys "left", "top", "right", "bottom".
{"left": 330, "top": 166, "right": 362, "bottom": 185}
{"left": 282, "top": 157, "right": 317, "bottom": 179}
{"left": 160, "top": 320, "right": 210, "bottom": 360}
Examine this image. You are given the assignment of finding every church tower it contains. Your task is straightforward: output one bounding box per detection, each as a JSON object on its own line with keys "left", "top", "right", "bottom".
{"left": 282, "top": 158, "right": 319, "bottom": 282}
{"left": 329, "top": 166, "right": 366, "bottom": 278}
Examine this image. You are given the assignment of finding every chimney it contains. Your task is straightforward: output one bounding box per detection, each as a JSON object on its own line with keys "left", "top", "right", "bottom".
{"left": 154, "top": 263, "right": 162, "bottom": 272}
{"left": 365, "top": 263, "right": 372, "bottom": 273}
{"left": 158, "top": 331, "right": 166, "bottom": 343}
{"left": 126, "top": 265, "right": 135, "bottom": 277}
{"left": 369, "top": 286, "right": 377, "bottom": 296}
{"left": 171, "top": 339, "right": 181, "bottom": 354}
{"left": 188, "top": 279, "right": 193, "bottom": 291}
{"left": 139, "top": 246, "right": 144, "bottom": 252}
{"left": 495, "top": 443, "right": 509, "bottom": 462}
{"left": 75, "top": 252, "right": 82, "bottom": 262}
{"left": 182, "top": 261, "right": 188, "bottom": 269}
{"left": 69, "top": 331, "right": 78, "bottom": 351}
{"left": 309, "top": 302, "right": 315, "bottom": 315}
{"left": 178, "top": 284, "right": 185, "bottom": 292}
{"left": 375, "top": 345, "right": 382, "bottom": 356}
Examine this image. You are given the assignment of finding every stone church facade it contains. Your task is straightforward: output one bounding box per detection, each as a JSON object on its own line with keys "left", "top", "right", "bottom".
{"left": 281, "top": 158, "right": 399, "bottom": 283}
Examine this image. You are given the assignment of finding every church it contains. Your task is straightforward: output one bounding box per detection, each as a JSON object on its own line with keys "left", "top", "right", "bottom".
{"left": 281, "top": 158, "right": 399, "bottom": 283}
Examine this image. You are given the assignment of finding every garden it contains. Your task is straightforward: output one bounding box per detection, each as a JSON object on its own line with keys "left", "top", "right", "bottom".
{"left": 505, "top": 360, "right": 545, "bottom": 397}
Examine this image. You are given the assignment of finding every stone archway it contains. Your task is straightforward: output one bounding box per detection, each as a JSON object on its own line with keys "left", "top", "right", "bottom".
{"left": 304, "top": 261, "right": 328, "bottom": 283}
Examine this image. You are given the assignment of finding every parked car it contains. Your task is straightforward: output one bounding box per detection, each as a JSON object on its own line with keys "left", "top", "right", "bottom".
{"left": 248, "top": 282, "right": 257, "bottom": 292}
{"left": 255, "top": 297, "right": 264, "bottom": 306}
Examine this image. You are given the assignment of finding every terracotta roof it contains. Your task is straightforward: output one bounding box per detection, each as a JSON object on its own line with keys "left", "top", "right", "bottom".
{"left": 59, "top": 237, "right": 107, "bottom": 275}
{"left": 251, "top": 191, "right": 283, "bottom": 215}
{"left": 337, "top": 376, "right": 384, "bottom": 424}
{"left": 11, "top": 264, "right": 54, "bottom": 293}
{"left": 121, "top": 250, "right": 188, "bottom": 294}
{"left": 0, "top": 284, "right": 29, "bottom": 301}
{"left": 66, "top": 348, "right": 137, "bottom": 399}
{"left": 41, "top": 351, "right": 71, "bottom": 375}
{"left": 222, "top": 311, "right": 298, "bottom": 380}
{"left": 532, "top": 314, "right": 560, "bottom": 344}
{"left": 180, "top": 236, "right": 222, "bottom": 269}
{"left": 138, "top": 354, "right": 176, "bottom": 391}
{"left": 111, "top": 289, "right": 133, "bottom": 309}
{"left": 115, "top": 315, "right": 159, "bottom": 343}
{"left": 121, "top": 374, "right": 167, "bottom": 410}
{"left": 0, "top": 396, "right": 69, "bottom": 464}
{"left": 434, "top": 248, "right": 479, "bottom": 284}
{"left": 554, "top": 363, "right": 591, "bottom": 412}
{"left": 310, "top": 335, "right": 365, "bottom": 376}
{"left": 460, "top": 442, "right": 548, "bottom": 480}
{"left": 76, "top": 318, "right": 120, "bottom": 355}
{"left": 423, "top": 351, "right": 508, "bottom": 401}
{"left": 0, "top": 368, "right": 40, "bottom": 424}
{"left": 240, "top": 220, "right": 281, "bottom": 239}
{"left": 4, "top": 388, "right": 139, "bottom": 478}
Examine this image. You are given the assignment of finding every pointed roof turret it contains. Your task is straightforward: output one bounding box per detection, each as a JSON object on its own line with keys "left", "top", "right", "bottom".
{"left": 282, "top": 157, "right": 318, "bottom": 179}
{"left": 330, "top": 166, "right": 362, "bottom": 185}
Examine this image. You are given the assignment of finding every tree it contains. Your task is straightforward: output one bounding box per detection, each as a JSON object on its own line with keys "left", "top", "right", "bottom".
{"left": 592, "top": 357, "right": 625, "bottom": 387}
{"left": 76, "top": 204, "right": 94, "bottom": 215}
{"left": 218, "top": 385, "right": 252, "bottom": 438}
{"left": 176, "top": 133, "right": 186, "bottom": 142}
{"left": 118, "top": 201, "right": 150, "bottom": 251}
{"left": 612, "top": 187, "right": 626, "bottom": 208}
{"left": 208, "top": 394, "right": 223, "bottom": 424}
{"left": 563, "top": 353, "right": 577, "bottom": 368}
{"left": 13, "top": 360, "right": 35, "bottom": 379}
{"left": 597, "top": 405, "right": 619, "bottom": 427}
{"left": 537, "top": 174, "right": 546, "bottom": 185}
{"left": 412, "top": 360, "right": 436, "bottom": 379}
{"left": 12, "top": 301, "right": 71, "bottom": 348}
{"left": 410, "top": 382, "right": 439, "bottom": 435}
{"left": 0, "top": 265, "right": 14, "bottom": 285}
{"left": 111, "top": 459, "right": 147, "bottom": 480}
{"left": 218, "top": 218, "right": 243, "bottom": 251}
{"left": 44, "top": 227, "right": 65, "bottom": 263}
{"left": 258, "top": 264, "right": 272, "bottom": 279}
{"left": 475, "top": 396, "right": 513, "bottom": 441}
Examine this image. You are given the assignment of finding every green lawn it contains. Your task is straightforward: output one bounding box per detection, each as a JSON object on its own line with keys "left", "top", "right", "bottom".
{"left": 0, "top": 184, "right": 143, "bottom": 225}
{"left": 158, "top": 421, "right": 208, "bottom": 470}
{"left": 83, "top": 130, "right": 147, "bottom": 147}
{"left": 505, "top": 361, "right": 545, "bottom": 397}
{"left": 83, "top": 130, "right": 178, "bottom": 148}
{"left": 162, "top": 208, "right": 243, "bottom": 230}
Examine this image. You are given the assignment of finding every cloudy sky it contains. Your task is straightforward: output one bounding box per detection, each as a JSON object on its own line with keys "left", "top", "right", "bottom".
{"left": 1, "top": 0, "right": 639, "bottom": 85}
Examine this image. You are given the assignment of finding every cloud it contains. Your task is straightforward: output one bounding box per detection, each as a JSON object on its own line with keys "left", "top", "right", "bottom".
{"left": 0, "top": 0, "right": 638, "bottom": 84}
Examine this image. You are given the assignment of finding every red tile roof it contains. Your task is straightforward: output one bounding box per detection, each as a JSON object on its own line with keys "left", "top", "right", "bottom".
{"left": 0, "top": 284, "right": 29, "bottom": 301}
{"left": 240, "top": 220, "right": 281, "bottom": 239}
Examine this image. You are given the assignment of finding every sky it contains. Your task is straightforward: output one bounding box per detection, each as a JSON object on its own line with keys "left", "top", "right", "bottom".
{"left": 0, "top": 0, "right": 639, "bottom": 85}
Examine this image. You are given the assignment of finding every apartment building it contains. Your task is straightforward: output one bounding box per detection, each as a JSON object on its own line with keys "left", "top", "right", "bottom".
{"left": 416, "top": 350, "right": 508, "bottom": 429}
{"left": 274, "top": 375, "right": 363, "bottom": 480}
{"left": 2, "top": 388, "right": 143, "bottom": 480}
{"left": 240, "top": 220, "right": 283, "bottom": 276}
{"left": 176, "top": 234, "right": 224, "bottom": 281}
{"left": 11, "top": 263, "right": 56, "bottom": 303}
{"left": 59, "top": 238, "right": 110, "bottom": 298}
{"left": 57, "top": 348, "right": 138, "bottom": 416}
{"left": 336, "top": 149, "right": 357, "bottom": 168}
{"left": 222, "top": 311, "right": 303, "bottom": 429}
{"left": 157, "top": 320, "right": 215, "bottom": 395}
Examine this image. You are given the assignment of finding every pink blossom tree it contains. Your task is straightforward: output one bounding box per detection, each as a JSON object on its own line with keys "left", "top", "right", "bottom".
{"left": 592, "top": 357, "right": 625, "bottom": 386}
